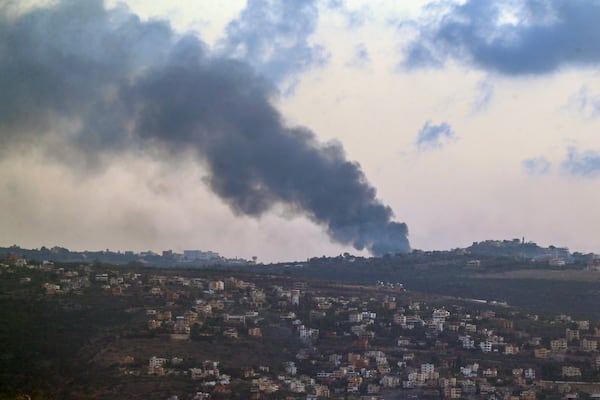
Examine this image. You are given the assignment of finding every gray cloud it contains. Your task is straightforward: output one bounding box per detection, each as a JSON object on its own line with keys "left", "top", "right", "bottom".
{"left": 565, "top": 85, "right": 600, "bottom": 118}
{"left": 562, "top": 147, "right": 600, "bottom": 177}
{"left": 415, "top": 121, "right": 455, "bottom": 150}
{"left": 403, "top": 0, "right": 600, "bottom": 75}
{"left": 472, "top": 80, "right": 495, "bottom": 113}
{"left": 0, "top": 0, "right": 409, "bottom": 255}
{"left": 346, "top": 43, "right": 370, "bottom": 68}
{"left": 218, "top": 0, "right": 328, "bottom": 92}
{"left": 326, "top": 0, "right": 367, "bottom": 29}
{"left": 523, "top": 157, "right": 551, "bottom": 175}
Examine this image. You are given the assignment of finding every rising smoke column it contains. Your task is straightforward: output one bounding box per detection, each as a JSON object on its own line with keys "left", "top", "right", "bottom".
{"left": 0, "top": 0, "right": 410, "bottom": 255}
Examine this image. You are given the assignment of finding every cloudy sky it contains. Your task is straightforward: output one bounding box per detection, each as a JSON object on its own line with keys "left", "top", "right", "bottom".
{"left": 1, "top": 0, "right": 600, "bottom": 262}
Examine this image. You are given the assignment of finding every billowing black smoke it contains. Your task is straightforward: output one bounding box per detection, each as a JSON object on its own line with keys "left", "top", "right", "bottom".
{"left": 0, "top": 0, "right": 410, "bottom": 255}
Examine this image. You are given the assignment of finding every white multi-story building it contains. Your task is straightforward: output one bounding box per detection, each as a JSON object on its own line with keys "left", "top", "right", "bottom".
{"left": 524, "top": 368, "right": 536, "bottom": 379}
{"left": 149, "top": 356, "right": 166, "bottom": 369}
{"left": 148, "top": 356, "right": 167, "bottom": 375}
{"left": 479, "top": 341, "right": 493, "bottom": 353}
{"left": 284, "top": 362, "right": 297, "bottom": 376}
{"left": 290, "top": 289, "right": 300, "bottom": 305}
{"left": 421, "top": 363, "right": 435, "bottom": 377}
{"left": 432, "top": 309, "right": 450, "bottom": 324}
{"left": 362, "top": 311, "right": 377, "bottom": 320}
{"left": 393, "top": 314, "right": 407, "bottom": 326}
{"left": 349, "top": 312, "right": 363, "bottom": 323}
{"left": 184, "top": 250, "right": 219, "bottom": 260}
{"left": 562, "top": 366, "right": 582, "bottom": 378}
{"left": 460, "top": 335, "right": 475, "bottom": 349}
{"left": 461, "top": 363, "right": 479, "bottom": 378}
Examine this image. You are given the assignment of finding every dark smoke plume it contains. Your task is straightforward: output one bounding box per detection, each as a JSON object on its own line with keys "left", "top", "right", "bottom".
{"left": 0, "top": 0, "right": 409, "bottom": 255}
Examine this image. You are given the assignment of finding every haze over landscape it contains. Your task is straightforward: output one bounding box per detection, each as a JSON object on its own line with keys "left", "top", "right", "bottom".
{"left": 2, "top": 0, "right": 600, "bottom": 262}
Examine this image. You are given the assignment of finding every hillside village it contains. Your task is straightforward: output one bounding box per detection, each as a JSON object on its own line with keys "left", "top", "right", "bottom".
{"left": 3, "top": 256, "right": 600, "bottom": 400}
